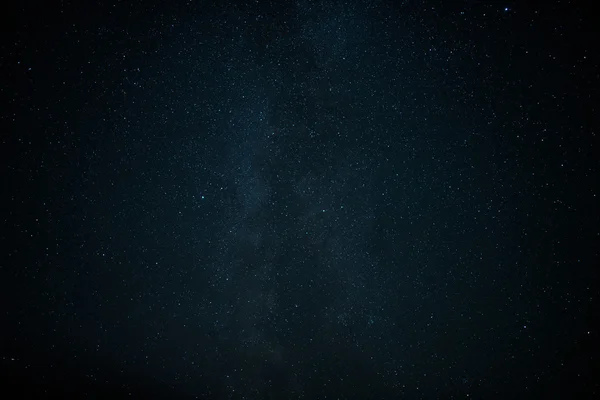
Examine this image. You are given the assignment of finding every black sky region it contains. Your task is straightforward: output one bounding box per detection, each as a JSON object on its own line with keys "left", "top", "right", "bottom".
{"left": 2, "top": 0, "right": 599, "bottom": 398}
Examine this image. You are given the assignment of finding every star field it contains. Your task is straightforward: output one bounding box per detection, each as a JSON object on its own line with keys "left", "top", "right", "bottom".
{"left": 2, "top": 0, "right": 598, "bottom": 398}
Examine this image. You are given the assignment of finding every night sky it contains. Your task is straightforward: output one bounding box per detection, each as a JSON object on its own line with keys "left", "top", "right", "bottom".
{"left": 2, "top": 0, "right": 599, "bottom": 398}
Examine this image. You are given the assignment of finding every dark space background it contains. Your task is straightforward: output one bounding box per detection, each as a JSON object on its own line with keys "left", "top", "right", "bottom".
{"left": 1, "top": 0, "right": 598, "bottom": 398}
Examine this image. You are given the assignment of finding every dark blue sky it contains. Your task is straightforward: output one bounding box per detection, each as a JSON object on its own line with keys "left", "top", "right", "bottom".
{"left": 2, "top": 0, "right": 598, "bottom": 398}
